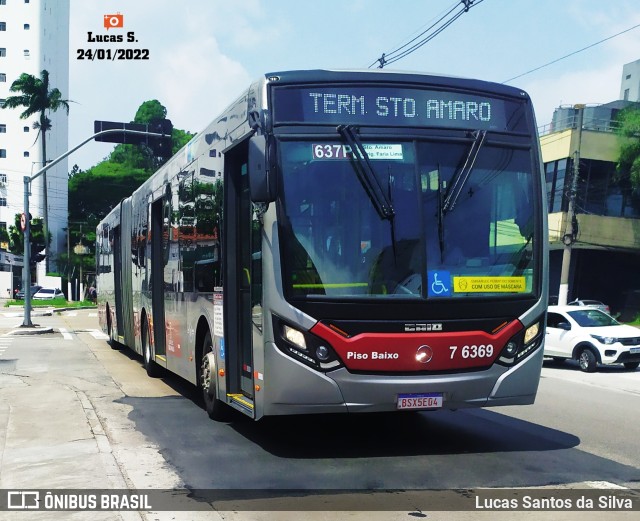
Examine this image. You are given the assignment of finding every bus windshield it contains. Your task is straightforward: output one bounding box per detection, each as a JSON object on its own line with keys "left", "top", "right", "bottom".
{"left": 279, "top": 139, "right": 536, "bottom": 299}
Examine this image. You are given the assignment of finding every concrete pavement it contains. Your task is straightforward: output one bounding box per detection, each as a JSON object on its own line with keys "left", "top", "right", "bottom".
{"left": 1, "top": 305, "right": 637, "bottom": 521}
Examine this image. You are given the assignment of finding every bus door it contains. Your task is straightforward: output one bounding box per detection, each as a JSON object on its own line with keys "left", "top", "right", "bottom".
{"left": 224, "top": 139, "right": 256, "bottom": 407}
{"left": 150, "top": 195, "right": 167, "bottom": 361}
{"left": 112, "top": 225, "right": 124, "bottom": 339}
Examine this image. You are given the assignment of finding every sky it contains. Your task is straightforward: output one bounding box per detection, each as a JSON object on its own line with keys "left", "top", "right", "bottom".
{"left": 67, "top": 0, "right": 640, "bottom": 170}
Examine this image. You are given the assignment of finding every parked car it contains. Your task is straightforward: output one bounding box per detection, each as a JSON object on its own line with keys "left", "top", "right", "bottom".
{"left": 545, "top": 305, "right": 640, "bottom": 372}
{"left": 32, "top": 288, "right": 65, "bottom": 300}
{"left": 567, "top": 299, "right": 610, "bottom": 314}
{"left": 15, "top": 285, "right": 42, "bottom": 300}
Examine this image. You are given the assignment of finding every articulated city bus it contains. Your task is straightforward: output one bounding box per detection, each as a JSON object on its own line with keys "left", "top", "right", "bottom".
{"left": 97, "top": 69, "right": 548, "bottom": 421}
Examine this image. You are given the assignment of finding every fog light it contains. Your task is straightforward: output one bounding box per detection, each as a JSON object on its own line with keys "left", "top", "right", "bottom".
{"left": 316, "top": 345, "right": 330, "bottom": 361}
{"left": 504, "top": 341, "right": 518, "bottom": 357}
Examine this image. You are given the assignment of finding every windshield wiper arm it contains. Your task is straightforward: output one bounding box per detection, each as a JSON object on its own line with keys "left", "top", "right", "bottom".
{"left": 337, "top": 125, "right": 395, "bottom": 220}
{"left": 442, "top": 129, "right": 486, "bottom": 214}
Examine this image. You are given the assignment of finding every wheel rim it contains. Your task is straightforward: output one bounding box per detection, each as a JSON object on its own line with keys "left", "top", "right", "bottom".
{"left": 201, "top": 355, "right": 212, "bottom": 392}
{"left": 579, "top": 351, "right": 589, "bottom": 370}
{"left": 143, "top": 322, "right": 151, "bottom": 364}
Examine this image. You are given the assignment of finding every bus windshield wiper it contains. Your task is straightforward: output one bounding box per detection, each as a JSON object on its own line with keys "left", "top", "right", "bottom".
{"left": 442, "top": 129, "right": 486, "bottom": 214}
{"left": 337, "top": 125, "right": 395, "bottom": 221}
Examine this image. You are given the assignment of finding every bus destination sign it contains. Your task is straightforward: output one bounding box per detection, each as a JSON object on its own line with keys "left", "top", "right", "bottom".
{"left": 273, "top": 86, "right": 526, "bottom": 132}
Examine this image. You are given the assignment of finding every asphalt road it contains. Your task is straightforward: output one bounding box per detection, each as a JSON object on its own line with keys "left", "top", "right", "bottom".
{"left": 1, "top": 308, "right": 638, "bottom": 520}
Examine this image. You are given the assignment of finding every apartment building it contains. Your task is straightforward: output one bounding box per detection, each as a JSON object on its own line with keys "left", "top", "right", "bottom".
{"left": 0, "top": 0, "right": 69, "bottom": 285}
{"left": 541, "top": 99, "right": 640, "bottom": 319}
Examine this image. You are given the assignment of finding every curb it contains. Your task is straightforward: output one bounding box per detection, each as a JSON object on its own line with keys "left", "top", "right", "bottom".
{"left": 7, "top": 326, "right": 54, "bottom": 336}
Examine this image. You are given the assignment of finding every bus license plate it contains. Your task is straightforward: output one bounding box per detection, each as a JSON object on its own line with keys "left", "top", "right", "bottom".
{"left": 397, "top": 393, "right": 443, "bottom": 410}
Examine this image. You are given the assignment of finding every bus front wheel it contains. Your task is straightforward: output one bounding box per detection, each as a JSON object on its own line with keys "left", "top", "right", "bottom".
{"left": 200, "top": 332, "right": 228, "bottom": 421}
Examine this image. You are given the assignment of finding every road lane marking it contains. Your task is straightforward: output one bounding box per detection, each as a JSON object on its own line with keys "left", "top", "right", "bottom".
{"left": 59, "top": 328, "right": 73, "bottom": 340}
{"left": 89, "top": 329, "right": 109, "bottom": 340}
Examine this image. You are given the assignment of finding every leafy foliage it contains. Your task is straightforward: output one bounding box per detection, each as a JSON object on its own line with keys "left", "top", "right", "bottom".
{"left": 616, "top": 107, "right": 640, "bottom": 190}
{"left": 7, "top": 215, "right": 48, "bottom": 265}
{"left": 67, "top": 99, "right": 194, "bottom": 251}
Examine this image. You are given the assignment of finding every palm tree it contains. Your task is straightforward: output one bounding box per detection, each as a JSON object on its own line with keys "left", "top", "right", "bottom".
{"left": 2, "top": 69, "right": 71, "bottom": 270}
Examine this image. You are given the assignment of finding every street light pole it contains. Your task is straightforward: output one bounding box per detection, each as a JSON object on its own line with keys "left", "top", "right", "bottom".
{"left": 21, "top": 127, "right": 168, "bottom": 328}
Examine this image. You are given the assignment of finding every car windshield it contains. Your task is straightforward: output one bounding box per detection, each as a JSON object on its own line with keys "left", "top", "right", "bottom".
{"left": 279, "top": 139, "right": 536, "bottom": 300}
{"left": 568, "top": 309, "right": 618, "bottom": 327}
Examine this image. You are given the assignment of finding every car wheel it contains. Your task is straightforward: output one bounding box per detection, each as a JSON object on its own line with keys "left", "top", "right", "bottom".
{"left": 578, "top": 347, "right": 597, "bottom": 372}
{"left": 623, "top": 362, "right": 639, "bottom": 371}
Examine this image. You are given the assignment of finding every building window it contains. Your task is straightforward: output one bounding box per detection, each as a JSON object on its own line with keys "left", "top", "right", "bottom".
{"left": 0, "top": 48, "right": 5, "bottom": 57}
{"left": 24, "top": 23, "right": 29, "bottom": 30}
{"left": 0, "top": 150, "right": 6, "bottom": 158}
{"left": 0, "top": 23, "right": 5, "bottom": 31}
{"left": 23, "top": 151, "right": 29, "bottom": 157}
{"left": 0, "top": 0, "right": 6, "bottom": 5}
{"left": 23, "top": 49, "right": 29, "bottom": 57}
{"left": 23, "top": 126, "right": 29, "bottom": 132}
{"left": 627, "top": 74, "right": 632, "bottom": 80}
{"left": 0, "top": 124, "right": 5, "bottom": 133}
{"left": 0, "top": 198, "right": 6, "bottom": 207}
{"left": 0, "top": 74, "right": 5, "bottom": 82}
{"left": 624, "top": 89, "right": 630, "bottom": 101}
{"left": 0, "top": 99, "right": 4, "bottom": 107}
{"left": 0, "top": 173, "right": 6, "bottom": 184}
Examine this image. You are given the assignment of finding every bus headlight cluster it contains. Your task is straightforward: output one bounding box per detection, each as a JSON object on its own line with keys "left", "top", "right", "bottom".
{"left": 497, "top": 319, "right": 543, "bottom": 366}
{"left": 274, "top": 317, "right": 342, "bottom": 372}
{"left": 283, "top": 325, "right": 306, "bottom": 350}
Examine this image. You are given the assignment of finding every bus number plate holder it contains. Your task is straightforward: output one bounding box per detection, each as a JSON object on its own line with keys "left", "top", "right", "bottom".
{"left": 397, "top": 393, "right": 443, "bottom": 410}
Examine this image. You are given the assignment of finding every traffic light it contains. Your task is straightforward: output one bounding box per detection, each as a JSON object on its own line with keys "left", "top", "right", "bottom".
{"left": 94, "top": 119, "right": 173, "bottom": 158}
{"left": 30, "top": 241, "right": 46, "bottom": 266}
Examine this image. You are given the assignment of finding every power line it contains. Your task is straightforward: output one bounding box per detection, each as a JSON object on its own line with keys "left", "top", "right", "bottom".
{"left": 370, "top": 0, "right": 486, "bottom": 69}
{"left": 503, "top": 22, "right": 640, "bottom": 84}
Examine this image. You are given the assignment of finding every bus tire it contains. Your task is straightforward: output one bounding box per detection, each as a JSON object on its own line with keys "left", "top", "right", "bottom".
{"left": 107, "top": 306, "right": 120, "bottom": 350}
{"left": 200, "top": 331, "right": 229, "bottom": 421}
{"left": 142, "top": 317, "right": 162, "bottom": 378}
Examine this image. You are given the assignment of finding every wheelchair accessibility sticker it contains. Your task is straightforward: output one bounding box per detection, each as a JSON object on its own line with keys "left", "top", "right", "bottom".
{"left": 427, "top": 270, "right": 451, "bottom": 297}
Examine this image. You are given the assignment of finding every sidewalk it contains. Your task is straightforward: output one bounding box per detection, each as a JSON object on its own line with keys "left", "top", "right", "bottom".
{"left": 0, "top": 307, "right": 220, "bottom": 520}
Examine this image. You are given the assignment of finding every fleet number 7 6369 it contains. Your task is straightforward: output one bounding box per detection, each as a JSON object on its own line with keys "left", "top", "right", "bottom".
{"left": 449, "top": 344, "right": 494, "bottom": 359}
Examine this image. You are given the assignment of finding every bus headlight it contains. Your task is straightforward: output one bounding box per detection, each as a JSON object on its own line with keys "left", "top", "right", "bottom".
{"left": 274, "top": 316, "right": 342, "bottom": 372}
{"left": 497, "top": 318, "right": 543, "bottom": 366}
{"left": 283, "top": 325, "right": 307, "bottom": 350}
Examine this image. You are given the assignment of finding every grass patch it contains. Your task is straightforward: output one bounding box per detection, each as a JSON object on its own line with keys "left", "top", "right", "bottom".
{"left": 5, "top": 299, "right": 96, "bottom": 309}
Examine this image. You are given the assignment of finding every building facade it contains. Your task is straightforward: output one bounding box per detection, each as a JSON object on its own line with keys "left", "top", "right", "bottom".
{"left": 541, "top": 100, "right": 640, "bottom": 319}
{"left": 621, "top": 59, "right": 640, "bottom": 102}
{"left": 0, "top": 0, "right": 69, "bottom": 286}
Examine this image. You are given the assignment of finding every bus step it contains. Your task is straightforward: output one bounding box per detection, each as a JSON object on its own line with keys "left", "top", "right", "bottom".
{"left": 228, "top": 394, "right": 254, "bottom": 415}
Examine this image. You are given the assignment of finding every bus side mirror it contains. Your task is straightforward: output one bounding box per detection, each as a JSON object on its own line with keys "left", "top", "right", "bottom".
{"left": 248, "top": 134, "right": 276, "bottom": 203}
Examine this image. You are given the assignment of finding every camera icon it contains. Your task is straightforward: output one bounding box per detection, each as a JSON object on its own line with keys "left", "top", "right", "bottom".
{"left": 104, "top": 13, "right": 124, "bottom": 30}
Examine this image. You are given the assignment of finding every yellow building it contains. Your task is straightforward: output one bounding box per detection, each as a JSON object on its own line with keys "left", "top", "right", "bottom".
{"left": 541, "top": 101, "right": 640, "bottom": 319}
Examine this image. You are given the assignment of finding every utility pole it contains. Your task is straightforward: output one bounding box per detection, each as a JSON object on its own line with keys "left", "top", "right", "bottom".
{"left": 558, "top": 104, "right": 585, "bottom": 305}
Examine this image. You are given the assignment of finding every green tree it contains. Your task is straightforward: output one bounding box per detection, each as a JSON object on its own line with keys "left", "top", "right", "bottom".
{"left": 68, "top": 162, "right": 149, "bottom": 223}
{"left": 8, "top": 214, "right": 48, "bottom": 266}
{"left": 2, "top": 70, "right": 71, "bottom": 268}
{"left": 109, "top": 99, "right": 192, "bottom": 172}
{"left": 616, "top": 107, "right": 640, "bottom": 190}
{"left": 67, "top": 99, "right": 194, "bottom": 270}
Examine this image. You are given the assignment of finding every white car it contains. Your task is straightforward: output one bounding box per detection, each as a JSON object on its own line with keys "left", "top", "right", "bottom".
{"left": 545, "top": 305, "right": 640, "bottom": 372}
{"left": 32, "top": 287, "right": 65, "bottom": 300}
